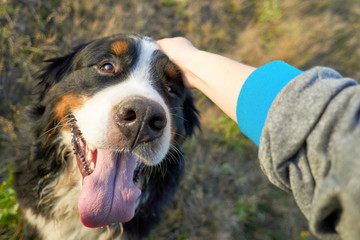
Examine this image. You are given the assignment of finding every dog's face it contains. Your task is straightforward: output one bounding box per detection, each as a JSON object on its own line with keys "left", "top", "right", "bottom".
{"left": 35, "top": 34, "right": 198, "bottom": 229}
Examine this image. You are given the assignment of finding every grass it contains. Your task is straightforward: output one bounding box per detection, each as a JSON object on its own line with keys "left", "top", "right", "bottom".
{"left": 162, "top": 0, "right": 189, "bottom": 17}
{"left": 0, "top": 169, "right": 21, "bottom": 240}
{"left": 1, "top": 0, "right": 360, "bottom": 239}
{"left": 211, "top": 114, "right": 250, "bottom": 153}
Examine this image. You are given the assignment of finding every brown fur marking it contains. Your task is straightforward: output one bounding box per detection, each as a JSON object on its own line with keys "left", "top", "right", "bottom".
{"left": 54, "top": 95, "right": 86, "bottom": 121}
{"left": 110, "top": 41, "right": 129, "bottom": 55}
{"left": 164, "top": 62, "right": 178, "bottom": 79}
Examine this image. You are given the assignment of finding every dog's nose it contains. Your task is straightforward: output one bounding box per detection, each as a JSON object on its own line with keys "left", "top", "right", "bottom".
{"left": 115, "top": 97, "right": 167, "bottom": 146}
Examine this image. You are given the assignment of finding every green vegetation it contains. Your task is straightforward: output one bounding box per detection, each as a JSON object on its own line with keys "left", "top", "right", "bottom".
{"left": 211, "top": 114, "right": 250, "bottom": 153}
{"left": 0, "top": 170, "right": 21, "bottom": 239}
{"left": 1, "top": 0, "right": 359, "bottom": 239}
{"left": 256, "top": 0, "right": 282, "bottom": 24}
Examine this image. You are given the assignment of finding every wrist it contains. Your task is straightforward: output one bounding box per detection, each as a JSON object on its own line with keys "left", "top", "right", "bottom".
{"left": 178, "top": 50, "right": 209, "bottom": 90}
{"left": 181, "top": 50, "right": 256, "bottom": 122}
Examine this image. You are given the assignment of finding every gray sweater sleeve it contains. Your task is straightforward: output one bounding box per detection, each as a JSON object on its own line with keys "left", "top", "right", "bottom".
{"left": 258, "top": 67, "right": 360, "bottom": 240}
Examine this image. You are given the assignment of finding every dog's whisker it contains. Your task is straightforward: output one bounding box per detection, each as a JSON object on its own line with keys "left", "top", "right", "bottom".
{"left": 168, "top": 146, "right": 184, "bottom": 166}
{"left": 143, "top": 165, "right": 151, "bottom": 177}
{"left": 40, "top": 115, "right": 75, "bottom": 137}
{"left": 170, "top": 106, "right": 184, "bottom": 111}
{"left": 171, "top": 144, "right": 184, "bottom": 158}
{"left": 170, "top": 113, "right": 189, "bottom": 122}
{"left": 149, "top": 165, "right": 155, "bottom": 177}
{"left": 171, "top": 131, "right": 187, "bottom": 139}
{"left": 166, "top": 150, "right": 178, "bottom": 165}
{"left": 162, "top": 160, "right": 168, "bottom": 178}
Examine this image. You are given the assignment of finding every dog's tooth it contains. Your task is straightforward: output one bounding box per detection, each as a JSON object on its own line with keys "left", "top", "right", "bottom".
{"left": 90, "top": 162, "right": 95, "bottom": 171}
{"left": 87, "top": 148, "right": 96, "bottom": 161}
{"left": 87, "top": 150, "right": 91, "bottom": 160}
{"left": 88, "top": 144, "right": 96, "bottom": 151}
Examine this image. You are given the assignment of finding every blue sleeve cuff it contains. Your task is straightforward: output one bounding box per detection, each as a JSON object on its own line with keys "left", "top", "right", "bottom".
{"left": 236, "top": 61, "right": 303, "bottom": 146}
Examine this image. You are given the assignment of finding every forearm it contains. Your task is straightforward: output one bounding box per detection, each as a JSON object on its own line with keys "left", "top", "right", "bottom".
{"left": 180, "top": 50, "right": 255, "bottom": 122}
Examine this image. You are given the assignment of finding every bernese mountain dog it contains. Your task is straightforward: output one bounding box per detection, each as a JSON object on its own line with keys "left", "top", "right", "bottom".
{"left": 14, "top": 34, "right": 199, "bottom": 240}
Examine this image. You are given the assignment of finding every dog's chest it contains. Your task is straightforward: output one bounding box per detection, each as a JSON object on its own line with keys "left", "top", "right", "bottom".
{"left": 25, "top": 207, "right": 123, "bottom": 240}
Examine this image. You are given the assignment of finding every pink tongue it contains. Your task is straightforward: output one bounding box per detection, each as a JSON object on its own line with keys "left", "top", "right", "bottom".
{"left": 78, "top": 149, "right": 141, "bottom": 228}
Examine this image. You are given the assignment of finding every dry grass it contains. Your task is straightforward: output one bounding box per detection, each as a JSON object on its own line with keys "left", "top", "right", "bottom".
{"left": 1, "top": 0, "right": 360, "bottom": 239}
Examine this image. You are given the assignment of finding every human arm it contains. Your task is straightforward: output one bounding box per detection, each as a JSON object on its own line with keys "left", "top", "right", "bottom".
{"left": 158, "top": 37, "right": 360, "bottom": 239}
{"left": 157, "top": 37, "right": 255, "bottom": 123}
{"left": 158, "top": 37, "right": 302, "bottom": 145}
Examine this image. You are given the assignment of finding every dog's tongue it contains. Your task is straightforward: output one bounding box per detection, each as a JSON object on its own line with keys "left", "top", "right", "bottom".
{"left": 78, "top": 149, "right": 141, "bottom": 228}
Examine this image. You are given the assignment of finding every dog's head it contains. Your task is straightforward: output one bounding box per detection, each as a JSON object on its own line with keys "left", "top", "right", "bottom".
{"left": 32, "top": 34, "right": 199, "bottom": 229}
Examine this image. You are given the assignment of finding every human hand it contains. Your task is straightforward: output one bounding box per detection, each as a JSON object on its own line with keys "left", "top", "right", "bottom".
{"left": 157, "top": 37, "right": 199, "bottom": 88}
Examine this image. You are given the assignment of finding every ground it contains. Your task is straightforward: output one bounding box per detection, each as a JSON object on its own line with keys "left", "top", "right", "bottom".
{"left": 1, "top": 0, "right": 360, "bottom": 239}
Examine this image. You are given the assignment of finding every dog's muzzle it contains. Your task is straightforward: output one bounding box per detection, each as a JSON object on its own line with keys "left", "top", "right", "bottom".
{"left": 115, "top": 96, "right": 167, "bottom": 148}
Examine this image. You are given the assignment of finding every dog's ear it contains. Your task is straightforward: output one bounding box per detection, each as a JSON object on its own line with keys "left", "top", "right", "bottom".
{"left": 33, "top": 44, "right": 87, "bottom": 102}
{"left": 183, "top": 89, "right": 200, "bottom": 136}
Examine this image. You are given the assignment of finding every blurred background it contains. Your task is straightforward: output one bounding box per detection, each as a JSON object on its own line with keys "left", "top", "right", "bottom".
{"left": 1, "top": 0, "right": 359, "bottom": 239}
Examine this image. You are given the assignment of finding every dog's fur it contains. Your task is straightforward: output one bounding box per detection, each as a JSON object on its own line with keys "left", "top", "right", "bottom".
{"left": 14, "top": 34, "right": 199, "bottom": 240}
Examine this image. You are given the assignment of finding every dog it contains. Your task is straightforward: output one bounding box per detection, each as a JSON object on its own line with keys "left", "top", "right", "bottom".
{"left": 14, "top": 34, "right": 199, "bottom": 240}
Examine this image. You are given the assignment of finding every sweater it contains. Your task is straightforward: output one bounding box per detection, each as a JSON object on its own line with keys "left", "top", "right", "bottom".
{"left": 236, "top": 61, "right": 360, "bottom": 240}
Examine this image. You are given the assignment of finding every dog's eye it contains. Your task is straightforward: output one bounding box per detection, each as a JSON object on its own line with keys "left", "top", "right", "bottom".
{"left": 167, "top": 84, "right": 178, "bottom": 96}
{"left": 100, "top": 63, "right": 116, "bottom": 73}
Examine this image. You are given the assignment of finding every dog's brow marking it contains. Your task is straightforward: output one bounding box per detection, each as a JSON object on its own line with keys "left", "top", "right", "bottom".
{"left": 164, "top": 62, "right": 178, "bottom": 79}
{"left": 110, "top": 41, "right": 129, "bottom": 55}
{"left": 54, "top": 95, "right": 86, "bottom": 121}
